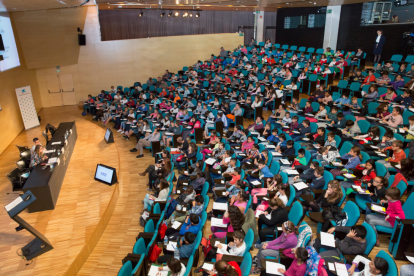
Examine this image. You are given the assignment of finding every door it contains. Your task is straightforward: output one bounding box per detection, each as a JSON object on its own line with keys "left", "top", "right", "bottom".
{"left": 60, "top": 74, "right": 76, "bottom": 105}
{"left": 46, "top": 75, "right": 62, "bottom": 107}
{"left": 45, "top": 74, "right": 76, "bottom": 106}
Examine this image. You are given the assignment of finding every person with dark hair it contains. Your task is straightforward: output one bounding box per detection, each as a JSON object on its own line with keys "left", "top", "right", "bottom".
{"left": 313, "top": 225, "right": 367, "bottom": 263}
{"left": 276, "top": 247, "right": 309, "bottom": 276}
{"left": 340, "top": 159, "right": 377, "bottom": 189}
{"left": 156, "top": 258, "right": 186, "bottom": 276}
{"left": 141, "top": 179, "right": 169, "bottom": 212}
{"left": 31, "top": 138, "right": 41, "bottom": 155}
{"left": 211, "top": 205, "right": 245, "bottom": 239}
{"left": 359, "top": 175, "right": 388, "bottom": 214}
{"left": 373, "top": 30, "right": 385, "bottom": 64}
{"left": 380, "top": 107, "right": 403, "bottom": 129}
{"left": 348, "top": 255, "right": 389, "bottom": 276}
{"left": 291, "top": 119, "right": 311, "bottom": 142}
{"left": 203, "top": 260, "right": 241, "bottom": 276}
{"left": 257, "top": 197, "right": 288, "bottom": 242}
{"left": 157, "top": 232, "right": 196, "bottom": 264}
{"left": 366, "top": 187, "right": 405, "bottom": 246}
{"left": 378, "top": 140, "right": 406, "bottom": 169}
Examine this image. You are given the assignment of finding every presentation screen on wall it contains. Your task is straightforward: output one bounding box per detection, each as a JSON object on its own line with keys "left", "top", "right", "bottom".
{"left": 94, "top": 165, "right": 114, "bottom": 184}
{"left": 0, "top": 13, "right": 20, "bottom": 71}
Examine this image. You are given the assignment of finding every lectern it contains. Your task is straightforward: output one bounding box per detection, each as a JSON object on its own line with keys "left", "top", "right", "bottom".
{"left": 5, "top": 191, "right": 53, "bottom": 260}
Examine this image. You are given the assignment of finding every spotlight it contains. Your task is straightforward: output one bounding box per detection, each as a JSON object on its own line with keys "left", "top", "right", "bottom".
{"left": 168, "top": 11, "right": 172, "bottom": 17}
{"left": 183, "top": 12, "right": 188, "bottom": 17}
{"left": 174, "top": 11, "right": 179, "bottom": 17}
{"left": 196, "top": 12, "right": 200, "bottom": 17}
{"left": 189, "top": 13, "right": 193, "bottom": 17}
{"left": 160, "top": 12, "right": 165, "bottom": 17}
{"left": 139, "top": 11, "right": 143, "bottom": 17}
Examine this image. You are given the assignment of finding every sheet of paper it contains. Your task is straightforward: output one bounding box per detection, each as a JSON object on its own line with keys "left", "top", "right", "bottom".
{"left": 280, "top": 159, "right": 290, "bottom": 165}
{"left": 202, "top": 263, "right": 215, "bottom": 271}
{"left": 176, "top": 190, "right": 181, "bottom": 194}
{"left": 343, "top": 174, "right": 356, "bottom": 178}
{"left": 224, "top": 157, "right": 231, "bottom": 163}
{"left": 266, "top": 262, "right": 285, "bottom": 275}
{"left": 256, "top": 211, "right": 265, "bottom": 218}
{"left": 293, "top": 182, "right": 309, "bottom": 190}
{"left": 332, "top": 162, "right": 343, "bottom": 166}
{"left": 285, "top": 169, "right": 299, "bottom": 175}
{"left": 148, "top": 265, "right": 168, "bottom": 276}
{"left": 5, "top": 196, "right": 23, "bottom": 212}
{"left": 172, "top": 221, "right": 182, "bottom": 229}
{"left": 258, "top": 137, "right": 267, "bottom": 142}
{"left": 328, "top": 263, "right": 335, "bottom": 271}
{"left": 271, "top": 152, "right": 282, "bottom": 156}
{"left": 51, "top": 142, "right": 61, "bottom": 145}
{"left": 277, "top": 227, "right": 283, "bottom": 231}
{"left": 205, "top": 158, "right": 216, "bottom": 165}
{"left": 251, "top": 180, "right": 262, "bottom": 186}
{"left": 48, "top": 157, "right": 58, "bottom": 164}
{"left": 370, "top": 145, "right": 379, "bottom": 149}
{"left": 321, "top": 232, "right": 336, "bottom": 247}
{"left": 406, "top": 256, "right": 414, "bottom": 264}
{"left": 375, "top": 151, "right": 387, "bottom": 157}
{"left": 302, "top": 138, "right": 310, "bottom": 141}
{"left": 213, "top": 202, "right": 228, "bottom": 210}
{"left": 371, "top": 204, "right": 386, "bottom": 213}
{"left": 170, "top": 148, "right": 179, "bottom": 152}
{"left": 335, "top": 262, "right": 348, "bottom": 276}
{"left": 266, "top": 144, "right": 276, "bottom": 148}
{"left": 313, "top": 144, "right": 321, "bottom": 149}
{"left": 216, "top": 243, "right": 228, "bottom": 254}
{"left": 211, "top": 217, "right": 227, "bottom": 227}
{"left": 166, "top": 241, "right": 177, "bottom": 251}
{"left": 182, "top": 207, "right": 187, "bottom": 211}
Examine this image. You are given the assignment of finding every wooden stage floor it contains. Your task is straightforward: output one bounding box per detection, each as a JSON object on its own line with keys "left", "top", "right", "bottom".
{"left": 0, "top": 104, "right": 411, "bottom": 275}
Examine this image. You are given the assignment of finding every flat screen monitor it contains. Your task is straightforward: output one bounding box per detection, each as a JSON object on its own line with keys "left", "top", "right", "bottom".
{"left": 94, "top": 164, "right": 116, "bottom": 185}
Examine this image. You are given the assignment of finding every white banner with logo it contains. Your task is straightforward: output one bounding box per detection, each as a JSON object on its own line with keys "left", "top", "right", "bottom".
{"left": 15, "top": 86, "right": 40, "bottom": 130}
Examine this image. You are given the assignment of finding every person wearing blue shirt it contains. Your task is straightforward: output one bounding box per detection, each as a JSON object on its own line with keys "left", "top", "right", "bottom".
{"left": 231, "top": 56, "right": 239, "bottom": 67}
{"left": 291, "top": 119, "right": 312, "bottom": 142}
{"left": 267, "top": 129, "right": 280, "bottom": 144}
{"left": 330, "top": 146, "right": 362, "bottom": 178}
{"left": 179, "top": 213, "right": 201, "bottom": 235}
{"left": 327, "top": 112, "right": 345, "bottom": 132}
{"left": 394, "top": 90, "right": 413, "bottom": 107}
{"left": 157, "top": 232, "right": 196, "bottom": 263}
{"left": 152, "top": 96, "right": 161, "bottom": 108}
{"left": 334, "top": 94, "right": 351, "bottom": 107}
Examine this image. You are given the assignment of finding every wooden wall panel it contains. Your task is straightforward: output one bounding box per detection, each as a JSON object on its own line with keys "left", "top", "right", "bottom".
{"left": 12, "top": 7, "right": 88, "bottom": 69}
{"left": 0, "top": 12, "right": 42, "bottom": 155}
{"left": 35, "top": 6, "right": 244, "bottom": 108}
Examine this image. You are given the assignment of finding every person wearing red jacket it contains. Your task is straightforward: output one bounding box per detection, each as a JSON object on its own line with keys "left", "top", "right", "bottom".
{"left": 361, "top": 69, "right": 376, "bottom": 87}
{"left": 365, "top": 186, "right": 406, "bottom": 246}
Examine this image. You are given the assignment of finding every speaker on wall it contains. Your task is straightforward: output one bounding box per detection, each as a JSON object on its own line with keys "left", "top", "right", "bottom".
{"left": 0, "top": 34, "right": 5, "bottom": 51}
{"left": 78, "top": 34, "right": 86, "bottom": 46}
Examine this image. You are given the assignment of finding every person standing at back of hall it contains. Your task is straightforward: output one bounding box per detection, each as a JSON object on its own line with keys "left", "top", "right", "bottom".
{"left": 220, "top": 47, "right": 227, "bottom": 57}
{"left": 374, "top": 30, "right": 385, "bottom": 64}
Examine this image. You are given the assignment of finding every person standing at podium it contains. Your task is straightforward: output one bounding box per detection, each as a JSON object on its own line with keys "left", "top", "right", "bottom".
{"left": 30, "top": 145, "right": 48, "bottom": 168}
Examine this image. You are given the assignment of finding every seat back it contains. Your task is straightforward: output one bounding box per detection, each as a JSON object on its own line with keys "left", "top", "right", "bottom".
{"left": 338, "top": 187, "right": 346, "bottom": 206}
{"left": 403, "top": 192, "right": 414, "bottom": 219}
{"left": 343, "top": 201, "right": 360, "bottom": 227}
{"left": 375, "top": 250, "right": 398, "bottom": 276}
{"left": 375, "top": 161, "right": 387, "bottom": 177}
{"left": 288, "top": 201, "right": 303, "bottom": 226}
{"left": 244, "top": 229, "right": 254, "bottom": 253}
{"left": 117, "top": 261, "right": 132, "bottom": 276}
{"left": 396, "top": 180, "right": 407, "bottom": 196}
{"left": 280, "top": 171, "right": 288, "bottom": 184}
{"left": 362, "top": 222, "right": 376, "bottom": 256}
{"left": 144, "top": 219, "right": 155, "bottom": 233}
{"left": 357, "top": 120, "right": 370, "bottom": 134}
{"left": 183, "top": 256, "right": 194, "bottom": 276}
{"left": 132, "top": 237, "right": 146, "bottom": 255}
{"left": 323, "top": 171, "right": 333, "bottom": 190}
{"left": 287, "top": 184, "right": 295, "bottom": 207}
{"left": 361, "top": 151, "right": 370, "bottom": 164}
{"left": 240, "top": 252, "right": 252, "bottom": 276}
{"left": 339, "top": 141, "right": 354, "bottom": 156}
{"left": 270, "top": 162, "right": 280, "bottom": 175}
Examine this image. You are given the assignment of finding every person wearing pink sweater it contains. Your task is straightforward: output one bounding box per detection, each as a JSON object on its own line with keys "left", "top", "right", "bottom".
{"left": 365, "top": 187, "right": 405, "bottom": 246}
{"left": 241, "top": 136, "right": 254, "bottom": 152}
{"left": 251, "top": 221, "right": 298, "bottom": 274}
{"left": 380, "top": 107, "right": 403, "bottom": 129}
{"left": 278, "top": 247, "right": 308, "bottom": 276}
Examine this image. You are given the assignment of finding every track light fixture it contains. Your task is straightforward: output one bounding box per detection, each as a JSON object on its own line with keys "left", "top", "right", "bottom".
{"left": 160, "top": 12, "right": 165, "bottom": 17}
{"left": 174, "top": 11, "right": 179, "bottom": 17}
{"left": 139, "top": 10, "right": 143, "bottom": 17}
{"left": 183, "top": 12, "right": 188, "bottom": 17}
{"left": 168, "top": 11, "right": 172, "bottom": 17}
{"left": 196, "top": 12, "right": 200, "bottom": 17}
{"left": 189, "top": 13, "right": 193, "bottom": 17}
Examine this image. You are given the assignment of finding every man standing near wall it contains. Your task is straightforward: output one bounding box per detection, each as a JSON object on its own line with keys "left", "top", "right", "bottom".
{"left": 220, "top": 47, "right": 227, "bottom": 57}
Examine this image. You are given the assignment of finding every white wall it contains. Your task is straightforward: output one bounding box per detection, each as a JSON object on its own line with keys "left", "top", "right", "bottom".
{"left": 323, "top": 6, "right": 342, "bottom": 51}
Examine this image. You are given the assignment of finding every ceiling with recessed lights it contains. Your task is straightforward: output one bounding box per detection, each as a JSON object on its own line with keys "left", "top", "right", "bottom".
{"left": 0, "top": 0, "right": 375, "bottom": 12}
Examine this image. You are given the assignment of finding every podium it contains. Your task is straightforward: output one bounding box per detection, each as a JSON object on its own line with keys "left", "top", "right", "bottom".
{"left": 5, "top": 191, "right": 53, "bottom": 260}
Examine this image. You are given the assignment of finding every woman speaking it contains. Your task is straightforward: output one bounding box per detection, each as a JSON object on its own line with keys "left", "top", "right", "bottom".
{"left": 374, "top": 30, "right": 385, "bottom": 64}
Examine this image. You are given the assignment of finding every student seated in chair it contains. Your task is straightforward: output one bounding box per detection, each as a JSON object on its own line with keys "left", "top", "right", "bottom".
{"left": 166, "top": 194, "right": 204, "bottom": 224}
{"left": 347, "top": 255, "right": 389, "bottom": 276}
{"left": 157, "top": 232, "right": 196, "bottom": 264}
{"left": 313, "top": 225, "right": 367, "bottom": 263}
